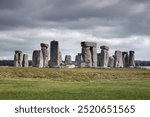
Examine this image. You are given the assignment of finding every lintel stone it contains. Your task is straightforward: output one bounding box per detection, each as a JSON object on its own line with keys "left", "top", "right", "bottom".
{"left": 41, "top": 43, "right": 49, "bottom": 48}
{"left": 100, "top": 45, "right": 109, "bottom": 51}
{"left": 81, "top": 41, "right": 97, "bottom": 47}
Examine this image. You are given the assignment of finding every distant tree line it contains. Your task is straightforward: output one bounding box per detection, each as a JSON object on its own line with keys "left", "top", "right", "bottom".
{"left": 0, "top": 60, "right": 150, "bottom": 67}
{"left": 0, "top": 60, "right": 32, "bottom": 66}
{"left": 135, "top": 60, "right": 150, "bottom": 66}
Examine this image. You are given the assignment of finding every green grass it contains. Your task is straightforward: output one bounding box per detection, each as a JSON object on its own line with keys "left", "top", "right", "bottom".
{"left": 0, "top": 67, "right": 150, "bottom": 100}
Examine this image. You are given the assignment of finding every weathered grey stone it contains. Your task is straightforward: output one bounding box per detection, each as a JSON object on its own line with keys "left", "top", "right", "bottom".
{"left": 81, "top": 41, "right": 97, "bottom": 47}
{"left": 100, "top": 50, "right": 109, "bottom": 67}
{"left": 32, "top": 50, "right": 43, "bottom": 68}
{"left": 97, "top": 53, "right": 101, "bottom": 67}
{"left": 108, "top": 56, "right": 114, "bottom": 68}
{"left": 65, "top": 55, "right": 72, "bottom": 65}
{"left": 129, "top": 51, "right": 135, "bottom": 67}
{"left": 75, "top": 53, "right": 82, "bottom": 67}
{"left": 82, "top": 47, "right": 92, "bottom": 67}
{"left": 14, "top": 50, "right": 23, "bottom": 67}
{"left": 50, "top": 40, "right": 60, "bottom": 67}
{"left": 41, "top": 43, "right": 49, "bottom": 67}
{"left": 122, "top": 52, "right": 129, "bottom": 67}
{"left": 100, "top": 46, "right": 109, "bottom": 68}
{"left": 65, "top": 65, "right": 76, "bottom": 68}
{"left": 59, "top": 51, "right": 62, "bottom": 65}
{"left": 81, "top": 41, "right": 97, "bottom": 68}
{"left": 100, "top": 45, "right": 109, "bottom": 51}
{"left": 114, "top": 51, "right": 123, "bottom": 68}
{"left": 91, "top": 47, "right": 97, "bottom": 67}
{"left": 41, "top": 43, "right": 49, "bottom": 48}
{"left": 22, "top": 54, "right": 28, "bottom": 67}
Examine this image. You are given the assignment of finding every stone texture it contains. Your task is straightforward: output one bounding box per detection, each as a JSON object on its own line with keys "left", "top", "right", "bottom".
{"left": 50, "top": 40, "right": 60, "bottom": 67}
{"left": 41, "top": 43, "right": 49, "bottom": 48}
{"left": 114, "top": 51, "right": 123, "bottom": 68}
{"left": 75, "top": 53, "right": 82, "bottom": 67}
{"left": 65, "top": 55, "right": 72, "bottom": 65}
{"left": 108, "top": 56, "right": 114, "bottom": 68}
{"left": 129, "top": 51, "right": 135, "bottom": 67}
{"left": 82, "top": 47, "right": 92, "bottom": 67}
{"left": 14, "top": 50, "right": 23, "bottom": 67}
{"left": 100, "top": 45, "right": 109, "bottom": 51}
{"left": 100, "top": 45, "right": 109, "bottom": 68}
{"left": 122, "top": 52, "right": 129, "bottom": 67}
{"left": 81, "top": 42, "right": 97, "bottom": 47}
{"left": 91, "top": 47, "right": 97, "bottom": 67}
{"left": 81, "top": 42, "right": 97, "bottom": 68}
{"left": 97, "top": 53, "right": 101, "bottom": 67}
{"left": 59, "top": 51, "right": 62, "bottom": 65}
{"left": 32, "top": 50, "right": 43, "bottom": 68}
{"left": 41, "top": 43, "right": 49, "bottom": 67}
{"left": 22, "top": 54, "right": 28, "bottom": 67}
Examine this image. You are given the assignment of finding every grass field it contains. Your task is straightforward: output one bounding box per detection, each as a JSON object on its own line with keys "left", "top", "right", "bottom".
{"left": 0, "top": 67, "right": 150, "bottom": 100}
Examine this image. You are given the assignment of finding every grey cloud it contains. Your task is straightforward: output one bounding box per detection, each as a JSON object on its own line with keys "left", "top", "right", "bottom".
{"left": 0, "top": 0, "right": 150, "bottom": 60}
{"left": 0, "top": 0, "right": 22, "bottom": 10}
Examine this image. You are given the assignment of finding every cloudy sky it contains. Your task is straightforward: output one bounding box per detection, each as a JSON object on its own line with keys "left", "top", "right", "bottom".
{"left": 0, "top": 0, "right": 150, "bottom": 60}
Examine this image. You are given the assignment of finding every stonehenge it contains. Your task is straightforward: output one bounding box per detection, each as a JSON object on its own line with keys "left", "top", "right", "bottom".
{"left": 97, "top": 53, "right": 101, "bottom": 67}
{"left": 108, "top": 56, "right": 115, "bottom": 68}
{"left": 100, "top": 46, "right": 109, "bottom": 68}
{"left": 32, "top": 50, "right": 43, "bottom": 68}
{"left": 114, "top": 51, "right": 123, "bottom": 68}
{"left": 14, "top": 50, "right": 23, "bottom": 67}
{"left": 92, "top": 46, "right": 97, "bottom": 67}
{"left": 75, "top": 53, "right": 82, "bottom": 67}
{"left": 97, "top": 47, "right": 133, "bottom": 68}
{"left": 41, "top": 43, "right": 49, "bottom": 67}
{"left": 49, "top": 40, "right": 60, "bottom": 67}
{"left": 22, "top": 54, "right": 28, "bottom": 67}
{"left": 65, "top": 55, "right": 72, "bottom": 65}
{"left": 129, "top": 51, "right": 135, "bottom": 67}
{"left": 14, "top": 51, "right": 29, "bottom": 67}
{"left": 59, "top": 51, "right": 62, "bottom": 65}
{"left": 81, "top": 47, "right": 92, "bottom": 67}
{"left": 122, "top": 52, "right": 129, "bottom": 67}
{"left": 81, "top": 42, "right": 97, "bottom": 68}
{"left": 12, "top": 40, "right": 136, "bottom": 69}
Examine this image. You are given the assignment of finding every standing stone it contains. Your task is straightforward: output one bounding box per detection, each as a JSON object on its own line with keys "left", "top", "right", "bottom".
{"left": 100, "top": 46, "right": 109, "bottom": 68}
{"left": 75, "top": 53, "right": 82, "bottom": 67}
{"left": 65, "top": 55, "right": 72, "bottom": 65}
{"left": 22, "top": 54, "right": 28, "bottom": 67}
{"left": 97, "top": 53, "right": 101, "bottom": 67}
{"left": 114, "top": 51, "right": 123, "bottom": 68}
{"left": 32, "top": 50, "right": 43, "bottom": 68}
{"left": 81, "top": 42, "right": 97, "bottom": 68}
{"left": 14, "top": 50, "right": 23, "bottom": 67}
{"left": 91, "top": 47, "right": 97, "bottom": 67}
{"left": 41, "top": 43, "right": 49, "bottom": 67}
{"left": 82, "top": 46, "right": 92, "bottom": 67}
{"left": 50, "top": 40, "right": 60, "bottom": 67}
{"left": 129, "top": 51, "right": 135, "bottom": 67}
{"left": 59, "top": 51, "right": 62, "bottom": 65}
{"left": 108, "top": 56, "right": 114, "bottom": 68}
{"left": 122, "top": 52, "right": 129, "bottom": 67}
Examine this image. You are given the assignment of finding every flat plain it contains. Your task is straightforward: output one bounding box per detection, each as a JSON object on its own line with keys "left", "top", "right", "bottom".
{"left": 0, "top": 67, "right": 150, "bottom": 100}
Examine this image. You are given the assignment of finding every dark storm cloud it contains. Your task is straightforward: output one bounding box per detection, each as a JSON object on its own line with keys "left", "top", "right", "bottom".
{"left": 37, "top": 0, "right": 150, "bottom": 37}
{"left": 0, "top": 0, "right": 150, "bottom": 60}
{"left": 0, "top": 0, "right": 22, "bottom": 10}
{"left": 0, "top": 0, "right": 149, "bottom": 36}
